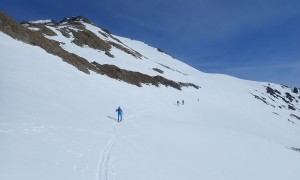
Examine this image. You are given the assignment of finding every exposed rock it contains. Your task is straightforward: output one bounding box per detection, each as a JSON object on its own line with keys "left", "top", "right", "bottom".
{"left": 281, "top": 84, "right": 289, "bottom": 89}
{"left": 254, "top": 86, "right": 300, "bottom": 124}
{"left": 71, "top": 29, "right": 111, "bottom": 52}
{"left": 56, "top": 18, "right": 143, "bottom": 60}
{"left": 60, "top": 16, "right": 92, "bottom": 25}
{"left": 288, "top": 119, "right": 295, "bottom": 124}
{"left": 99, "top": 30, "right": 124, "bottom": 44}
{"left": 157, "top": 48, "right": 168, "bottom": 54}
{"left": 250, "top": 93, "right": 275, "bottom": 108}
{"left": 157, "top": 48, "right": 172, "bottom": 57}
{"left": 266, "top": 86, "right": 281, "bottom": 97}
{"left": 58, "top": 27, "right": 71, "bottom": 38}
{"left": 109, "top": 35, "right": 123, "bottom": 44}
{"left": 100, "top": 27, "right": 111, "bottom": 34}
{"left": 179, "top": 82, "right": 200, "bottom": 89}
{"left": 105, "top": 51, "right": 114, "bottom": 58}
{"left": 108, "top": 41, "right": 143, "bottom": 59}
{"left": 290, "top": 114, "right": 300, "bottom": 120}
{"left": 34, "top": 24, "right": 57, "bottom": 36}
{"left": 22, "top": 23, "right": 57, "bottom": 36}
{"left": 285, "top": 92, "right": 295, "bottom": 102}
{"left": 293, "top": 87, "right": 299, "bottom": 94}
{"left": 288, "top": 105, "right": 296, "bottom": 111}
{"left": 156, "top": 62, "right": 188, "bottom": 76}
{"left": 153, "top": 68, "right": 164, "bottom": 74}
{"left": 99, "top": 31, "right": 108, "bottom": 38}
{"left": 91, "top": 61, "right": 199, "bottom": 90}
{"left": 291, "top": 147, "right": 300, "bottom": 152}
{"left": 265, "top": 85, "right": 297, "bottom": 109}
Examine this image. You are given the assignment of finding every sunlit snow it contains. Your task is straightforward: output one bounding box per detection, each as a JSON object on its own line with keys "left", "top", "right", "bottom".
{"left": 1, "top": 28, "right": 300, "bottom": 180}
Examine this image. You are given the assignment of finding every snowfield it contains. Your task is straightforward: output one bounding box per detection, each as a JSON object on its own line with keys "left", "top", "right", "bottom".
{"left": 1, "top": 28, "right": 300, "bottom": 180}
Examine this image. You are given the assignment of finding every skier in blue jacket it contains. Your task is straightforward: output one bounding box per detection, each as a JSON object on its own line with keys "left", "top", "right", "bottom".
{"left": 116, "top": 107, "right": 123, "bottom": 122}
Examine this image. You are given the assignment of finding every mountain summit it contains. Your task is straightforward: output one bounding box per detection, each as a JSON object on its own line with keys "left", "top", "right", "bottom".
{"left": 1, "top": 11, "right": 300, "bottom": 180}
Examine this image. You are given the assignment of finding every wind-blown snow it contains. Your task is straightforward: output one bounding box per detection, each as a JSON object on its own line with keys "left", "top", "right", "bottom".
{"left": 1, "top": 30, "right": 300, "bottom": 180}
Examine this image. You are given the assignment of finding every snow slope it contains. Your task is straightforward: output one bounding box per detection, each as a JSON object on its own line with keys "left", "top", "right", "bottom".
{"left": 1, "top": 23, "right": 300, "bottom": 180}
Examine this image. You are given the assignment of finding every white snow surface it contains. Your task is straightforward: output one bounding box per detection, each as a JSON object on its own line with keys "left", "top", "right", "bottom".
{"left": 27, "top": 27, "right": 40, "bottom": 31}
{"left": 1, "top": 29, "right": 300, "bottom": 180}
{"left": 28, "top": 19, "right": 52, "bottom": 24}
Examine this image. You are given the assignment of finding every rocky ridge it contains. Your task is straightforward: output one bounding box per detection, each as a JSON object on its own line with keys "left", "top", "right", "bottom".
{"left": 0, "top": 12, "right": 199, "bottom": 90}
{"left": 250, "top": 83, "right": 300, "bottom": 124}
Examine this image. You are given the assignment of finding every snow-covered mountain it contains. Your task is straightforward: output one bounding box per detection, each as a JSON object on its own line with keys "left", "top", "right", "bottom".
{"left": 1, "top": 12, "right": 300, "bottom": 180}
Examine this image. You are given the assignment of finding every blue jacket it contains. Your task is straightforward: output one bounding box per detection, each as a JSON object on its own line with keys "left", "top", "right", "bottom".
{"left": 116, "top": 107, "right": 123, "bottom": 115}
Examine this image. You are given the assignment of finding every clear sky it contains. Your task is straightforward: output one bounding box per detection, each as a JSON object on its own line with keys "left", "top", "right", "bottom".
{"left": 2, "top": 0, "right": 300, "bottom": 87}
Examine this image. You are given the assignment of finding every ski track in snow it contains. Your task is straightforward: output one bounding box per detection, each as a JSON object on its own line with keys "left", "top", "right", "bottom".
{"left": 95, "top": 106, "right": 170, "bottom": 180}
{"left": 96, "top": 122, "right": 118, "bottom": 180}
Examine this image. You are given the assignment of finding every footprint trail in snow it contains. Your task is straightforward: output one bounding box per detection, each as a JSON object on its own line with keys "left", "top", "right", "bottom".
{"left": 96, "top": 123, "right": 118, "bottom": 180}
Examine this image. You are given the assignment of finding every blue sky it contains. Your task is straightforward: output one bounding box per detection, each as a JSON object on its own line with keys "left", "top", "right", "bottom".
{"left": 2, "top": 0, "right": 300, "bottom": 87}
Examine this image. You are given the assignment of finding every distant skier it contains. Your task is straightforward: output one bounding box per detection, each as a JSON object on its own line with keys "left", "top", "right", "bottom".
{"left": 182, "top": 100, "right": 184, "bottom": 105}
{"left": 116, "top": 107, "right": 123, "bottom": 122}
{"left": 177, "top": 101, "right": 179, "bottom": 106}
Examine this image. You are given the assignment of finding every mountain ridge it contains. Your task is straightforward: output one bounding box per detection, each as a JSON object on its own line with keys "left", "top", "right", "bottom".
{"left": 0, "top": 11, "right": 299, "bottom": 124}
{"left": 0, "top": 12, "right": 199, "bottom": 90}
